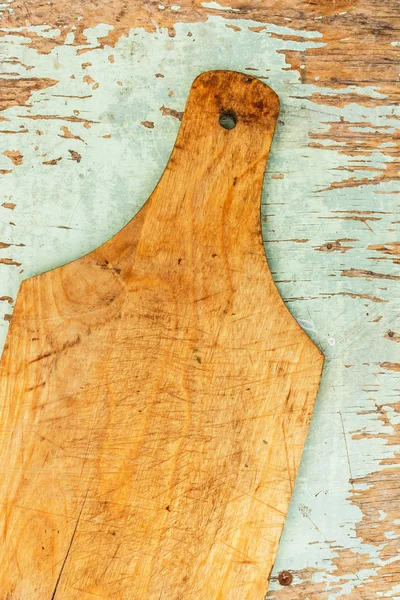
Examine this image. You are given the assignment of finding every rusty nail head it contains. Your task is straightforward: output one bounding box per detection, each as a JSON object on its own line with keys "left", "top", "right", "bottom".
{"left": 278, "top": 570, "right": 293, "bottom": 586}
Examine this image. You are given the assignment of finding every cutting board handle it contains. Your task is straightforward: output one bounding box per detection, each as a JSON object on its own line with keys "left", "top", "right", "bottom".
{"left": 132, "top": 70, "right": 280, "bottom": 263}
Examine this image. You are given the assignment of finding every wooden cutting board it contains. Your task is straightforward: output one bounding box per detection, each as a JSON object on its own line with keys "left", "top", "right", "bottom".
{"left": 0, "top": 70, "right": 323, "bottom": 599}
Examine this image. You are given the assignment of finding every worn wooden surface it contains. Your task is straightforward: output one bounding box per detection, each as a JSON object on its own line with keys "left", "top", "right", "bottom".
{"left": 0, "top": 70, "right": 323, "bottom": 599}
{"left": 0, "top": 1, "right": 399, "bottom": 597}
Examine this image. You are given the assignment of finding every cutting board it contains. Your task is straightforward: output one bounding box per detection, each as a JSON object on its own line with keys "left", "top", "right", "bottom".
{"left": 0, "top": 70, "right": 323, "bottom": 599}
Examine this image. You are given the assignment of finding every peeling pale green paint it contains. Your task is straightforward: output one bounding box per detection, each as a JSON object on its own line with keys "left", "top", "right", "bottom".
{"left": 0, "top": 15, "right": 399, "bottom": 598}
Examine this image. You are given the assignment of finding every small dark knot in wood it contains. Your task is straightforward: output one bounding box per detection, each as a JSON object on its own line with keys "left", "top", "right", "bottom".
{"left": 278, "top": 570, "right": 293, "bottom": 586}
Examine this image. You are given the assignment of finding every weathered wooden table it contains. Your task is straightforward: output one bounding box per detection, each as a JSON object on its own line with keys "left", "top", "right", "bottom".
{"left": 0, "top": 1, "right": 398, "bottom": 597}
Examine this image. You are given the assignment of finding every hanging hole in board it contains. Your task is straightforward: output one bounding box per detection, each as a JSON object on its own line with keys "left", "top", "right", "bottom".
{"left": 219, "top": 110, "right": 237, "bottom": 130}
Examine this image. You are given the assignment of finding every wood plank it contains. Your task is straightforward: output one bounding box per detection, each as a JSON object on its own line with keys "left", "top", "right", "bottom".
{"left": 1, "top": 2, "right": 399, "bottom": 597}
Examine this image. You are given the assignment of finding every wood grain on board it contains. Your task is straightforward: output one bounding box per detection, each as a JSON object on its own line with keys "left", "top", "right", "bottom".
{"left": 0, "top": 71, "right": 323, "bottom": 599}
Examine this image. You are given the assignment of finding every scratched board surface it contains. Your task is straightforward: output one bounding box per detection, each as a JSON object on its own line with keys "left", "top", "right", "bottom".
{"left": 0, "top": 0, "right": 399, "bottom": 597}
